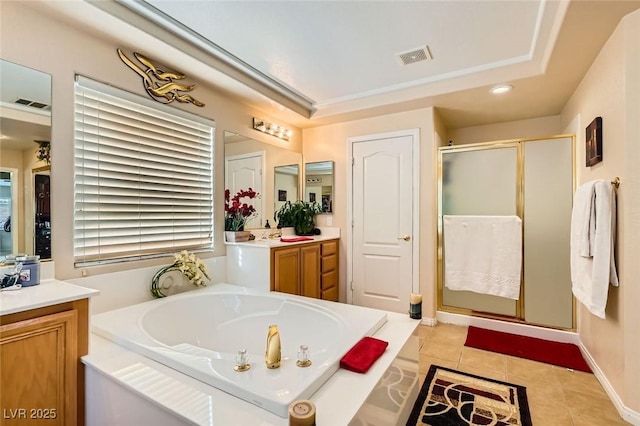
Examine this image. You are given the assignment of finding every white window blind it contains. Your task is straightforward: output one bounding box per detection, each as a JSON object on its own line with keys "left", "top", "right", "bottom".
{"left": 74, "top": 76, "right": 214, "bottom": 266}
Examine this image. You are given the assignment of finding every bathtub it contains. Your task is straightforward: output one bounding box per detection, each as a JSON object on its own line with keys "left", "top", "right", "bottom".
{"left": 91, "top": 284, "right": 388, "bottom": 418}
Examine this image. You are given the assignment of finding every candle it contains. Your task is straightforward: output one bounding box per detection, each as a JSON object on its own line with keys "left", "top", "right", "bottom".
{"left": 410, "top": 293, "right": 422, "bottom": 319}
{"left": 289, "top": 400, "right": 316, "bottom": 426}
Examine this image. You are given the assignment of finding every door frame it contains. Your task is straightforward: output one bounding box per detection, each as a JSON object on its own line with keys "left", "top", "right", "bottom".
{"left": 346, "top": 129, "right": 421, "bottom": 305}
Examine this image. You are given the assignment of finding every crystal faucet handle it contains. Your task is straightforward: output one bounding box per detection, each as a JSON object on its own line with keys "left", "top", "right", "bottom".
{"left": 296, "top": 344, "right": 312, "bottom": 367}
{"left": 234, "top": 349, "right": 251, "bottom": 372}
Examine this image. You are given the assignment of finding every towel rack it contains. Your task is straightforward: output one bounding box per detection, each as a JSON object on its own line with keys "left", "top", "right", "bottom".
{"left": 612, "top": 177, "right": 621, "bottom": 189}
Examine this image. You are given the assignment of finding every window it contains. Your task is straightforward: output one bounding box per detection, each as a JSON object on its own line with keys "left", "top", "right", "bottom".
{"left": 74, "top": 76, "right": 214, "bottom": 266}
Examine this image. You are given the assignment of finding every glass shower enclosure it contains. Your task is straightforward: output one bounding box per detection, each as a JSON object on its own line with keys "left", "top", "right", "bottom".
{"left": 437, "top": 136, "right": 575, "bottom": 329}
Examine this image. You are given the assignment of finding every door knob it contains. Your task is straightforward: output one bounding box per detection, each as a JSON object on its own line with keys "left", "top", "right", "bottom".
{"left": 397, "top": 235, "right": 411, "bottom": 241}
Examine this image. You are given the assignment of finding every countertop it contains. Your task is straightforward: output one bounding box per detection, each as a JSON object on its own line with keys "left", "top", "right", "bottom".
{"left": 0, "top": 279, "right": 100, "bottom": 316}
{"left": 225, "top": 226, "right": 341, "bottom": 248}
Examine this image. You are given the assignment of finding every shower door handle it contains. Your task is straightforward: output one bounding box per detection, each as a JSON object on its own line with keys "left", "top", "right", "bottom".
{"left": 397, "top": 235, "right": 411, "bottom": 241}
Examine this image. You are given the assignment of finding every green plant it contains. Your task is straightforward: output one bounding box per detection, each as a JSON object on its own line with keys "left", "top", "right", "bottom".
{"left": 274, "top": 200, "right": 295, "bottom": 228}
{"left": 275, "top": 200, "right": 323, "bottom": 235}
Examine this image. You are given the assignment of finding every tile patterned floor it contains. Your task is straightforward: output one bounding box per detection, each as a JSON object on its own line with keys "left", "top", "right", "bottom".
{"left": 418, "top": 323, "right": 630, "bottom": 425}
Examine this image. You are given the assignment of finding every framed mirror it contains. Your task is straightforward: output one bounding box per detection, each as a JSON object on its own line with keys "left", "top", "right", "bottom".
{"left": 304, "top": 161, "right": 334, "bottom": 213}
{"left": 0, "top": 59, "right": 52, "bottom": 259}
{"left": 224, "top": 131, "right": 302, "bottom": 229}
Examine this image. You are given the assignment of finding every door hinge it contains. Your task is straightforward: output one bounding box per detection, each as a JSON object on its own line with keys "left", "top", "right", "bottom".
{"left": 352, "top": 157, "right": 354, "bottom": 166}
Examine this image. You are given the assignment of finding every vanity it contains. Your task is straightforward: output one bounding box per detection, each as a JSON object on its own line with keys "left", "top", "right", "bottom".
{"left": 226, "top": 229, "right": 340, "bottom": 301}
{"left": 0, "top": 273, "right": 98, "bottom": 426}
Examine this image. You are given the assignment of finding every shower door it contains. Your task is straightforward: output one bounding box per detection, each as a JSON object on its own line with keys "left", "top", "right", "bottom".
{"left": 439, "top": 143, "right": 519, "bottom": 318}
{"left": 438, "top": 136, "right": 574, "bottom": 329}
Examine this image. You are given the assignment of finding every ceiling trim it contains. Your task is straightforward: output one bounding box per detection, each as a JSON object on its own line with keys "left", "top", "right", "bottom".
{"left": 87, "top": 0, "right": 316, "bottom": 118}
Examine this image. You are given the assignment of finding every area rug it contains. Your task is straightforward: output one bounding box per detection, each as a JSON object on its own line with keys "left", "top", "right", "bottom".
{"left": 407, "top": 365, "right": 532, "bottom": 426}
{"left": 464, "top": 326, "right": 592, "bottom": 373}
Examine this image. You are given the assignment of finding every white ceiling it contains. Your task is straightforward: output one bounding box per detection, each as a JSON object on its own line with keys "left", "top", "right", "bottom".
{"left": 144, "top": 0, "right": 561, "bottom": 117}
{"left": 10, "top": 0, "right": 640, "bottom": 131}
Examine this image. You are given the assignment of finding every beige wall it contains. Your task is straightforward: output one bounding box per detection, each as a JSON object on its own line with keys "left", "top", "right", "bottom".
{"left": 303, "top": 108, "right": 438, "bottom": 315}
{"left": 446, "top": 115, "right": 562, "bottom": 145}
{"left": 561, "top": 8, "right": 640, "bottom": 413}
{"left": 0, "top": 2, "right": 301, "bottom": 279}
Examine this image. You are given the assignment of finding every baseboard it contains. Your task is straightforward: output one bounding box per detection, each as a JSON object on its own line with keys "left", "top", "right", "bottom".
{"left": 435, "top": 311, "right": 579, "bottom": 344}
{"left": 420, "top": 317, "right": 437, "bottom": 327}
{"left": 579, "top": 342, "right": 640, "bottom": 426}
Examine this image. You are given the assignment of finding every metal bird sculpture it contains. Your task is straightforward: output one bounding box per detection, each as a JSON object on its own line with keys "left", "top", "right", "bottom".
{"left": 117, "top": 48, "right": 205, "bottom": 107}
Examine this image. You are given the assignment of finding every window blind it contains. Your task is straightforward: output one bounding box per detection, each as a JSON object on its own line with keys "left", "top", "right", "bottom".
{"left": 74, "top": 76, "right": 214, "bottom": 266}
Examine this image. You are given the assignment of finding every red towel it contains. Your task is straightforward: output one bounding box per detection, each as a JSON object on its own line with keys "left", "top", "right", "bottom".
{"left": 280, "top": 237, "right": 314, "bottom": 242}
{"left": 339, "top": 337, "right": 388, "bottom": 374}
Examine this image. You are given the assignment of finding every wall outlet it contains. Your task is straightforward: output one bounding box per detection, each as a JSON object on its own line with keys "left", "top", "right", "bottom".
{"left": 326, "top": 216, "right": 333, "bottom": 226}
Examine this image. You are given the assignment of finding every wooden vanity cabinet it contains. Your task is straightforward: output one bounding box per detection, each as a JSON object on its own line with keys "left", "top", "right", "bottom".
{"left": 271, "top": 239, "right": 339, "bottom": 301}
{"left": 0, "top": 299, "right": 89, "bottom": 426}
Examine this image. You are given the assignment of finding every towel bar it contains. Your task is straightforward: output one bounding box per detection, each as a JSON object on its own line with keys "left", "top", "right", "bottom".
{"left": 612, "top": 177, "right": 620, "bottom": 189}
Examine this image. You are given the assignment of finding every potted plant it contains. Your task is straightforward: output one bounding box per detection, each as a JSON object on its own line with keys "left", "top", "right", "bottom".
{"left": 224, "top": 188, "right": 259, "bottom": 241}
{"left": 274, "top": 200, "right": 296, "bottom": 229}
{"left": 275, "top": 200, "right": 323, "bottom": 236}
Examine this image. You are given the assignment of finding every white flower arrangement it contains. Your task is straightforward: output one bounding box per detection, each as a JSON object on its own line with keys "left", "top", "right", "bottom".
{"left": 151, "top": 250, "right": 210, "bottom": 298}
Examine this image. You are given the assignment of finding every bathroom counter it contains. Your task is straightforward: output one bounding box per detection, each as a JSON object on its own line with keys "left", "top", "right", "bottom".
{"left": 225, "top": 226, "right": 341, "bottom": 248}
{"left": 0, "top": 279, "right": 99, "bottom": 316}
{"left": 225, "top": 234, "right": 339, "bottom": 248}
{"left": 83, "top": 293, "right": 420, "bottom": 425}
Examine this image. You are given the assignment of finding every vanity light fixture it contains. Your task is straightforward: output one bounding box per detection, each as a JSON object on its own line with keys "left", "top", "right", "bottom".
{"left": 490, "top": 84, "right": 513, "bottom": 94}
{"left": 253, "top": 117, "right": 292, "bottom": 141}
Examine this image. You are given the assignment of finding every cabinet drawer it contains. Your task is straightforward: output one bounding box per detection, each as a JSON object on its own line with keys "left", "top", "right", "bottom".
{"left": 321, "top": 270, "right": 337, "bottom": 290}
{"left": 321, "top": 254, "right": 337, "bottom": 273}
{"left": 321, "top": 285, "right": 338, "bottom": 302}
{"left": 321, "top": 240, "right": 338, "bottom": 256}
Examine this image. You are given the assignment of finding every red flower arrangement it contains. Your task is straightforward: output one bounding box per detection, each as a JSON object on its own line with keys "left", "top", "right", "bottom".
{"left": 224, "top": 188, "right": 260, "bottom": 231}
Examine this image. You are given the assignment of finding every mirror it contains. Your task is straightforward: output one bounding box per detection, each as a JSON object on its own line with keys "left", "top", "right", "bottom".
{"left": 304, "top": 161, "right": 334, "bottom": 213}
{"left": 224, "top": 131, "right": 302, "bottom": 229}
{"left": 0, "top": 59, "right": 52, "bottom": 259}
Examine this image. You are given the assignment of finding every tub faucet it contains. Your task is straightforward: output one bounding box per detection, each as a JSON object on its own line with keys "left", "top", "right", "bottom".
{"left": 265, "top": 325, "right": 281, "bottom": 369}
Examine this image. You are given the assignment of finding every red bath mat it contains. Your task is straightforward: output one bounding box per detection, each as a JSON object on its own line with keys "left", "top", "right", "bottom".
{"left": 465, "top": 326, "right": 592, "bottom": 373}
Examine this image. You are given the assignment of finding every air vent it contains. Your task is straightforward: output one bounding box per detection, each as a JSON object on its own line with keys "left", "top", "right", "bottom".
{"left": 397, "top": 46, "right": 433, "bottom": 66}
{"left": 13, "top": 98, "right": 50, "bottom": 110}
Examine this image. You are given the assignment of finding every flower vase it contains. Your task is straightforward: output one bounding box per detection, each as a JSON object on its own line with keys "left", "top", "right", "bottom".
{"left": 151, "top": 265, "right": 182, "bottom": 298}
{"left": 225, "top": 230, "right": 252, "bottom": 242}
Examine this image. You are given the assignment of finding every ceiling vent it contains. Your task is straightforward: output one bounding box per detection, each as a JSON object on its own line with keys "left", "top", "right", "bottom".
{"left": 397, "top": 46, "right": 433, "bottom": 66}
{"left": 13, "top": 98, "right": 50, "bottom": 110}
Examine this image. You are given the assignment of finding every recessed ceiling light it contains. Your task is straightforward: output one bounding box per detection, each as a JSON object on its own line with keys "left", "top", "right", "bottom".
{"left": 490, "top": 85, "right": 513, "bottom": 94}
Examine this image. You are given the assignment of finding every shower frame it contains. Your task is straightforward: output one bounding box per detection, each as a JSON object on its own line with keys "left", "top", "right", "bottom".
{"left": 436, "top": 135, "right": 576, "bottom": 330}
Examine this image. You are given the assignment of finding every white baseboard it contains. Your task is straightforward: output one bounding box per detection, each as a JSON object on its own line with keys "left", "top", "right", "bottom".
{"left": 436, "top": 311, "right": 579, "bottom": 344}
{"left": 579, "top": 342, "right": 640, "bottom": 426}
{"left": 420, "top": 317, "right": 437, "bottom": 327}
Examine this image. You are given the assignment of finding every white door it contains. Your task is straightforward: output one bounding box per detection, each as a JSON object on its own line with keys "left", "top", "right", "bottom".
{"left": 225, "top": 152, "right": 265, "bottom": 227}
{"left": 349, "top": 130, "right": 418, "bottom": 313}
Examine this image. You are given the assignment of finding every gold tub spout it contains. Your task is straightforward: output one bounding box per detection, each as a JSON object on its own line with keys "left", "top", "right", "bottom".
{"left": 265, "top": 325, "right": 281, "bottom": 369}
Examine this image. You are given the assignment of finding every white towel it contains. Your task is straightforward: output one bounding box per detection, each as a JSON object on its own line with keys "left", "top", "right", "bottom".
{"left": 572, "top": 181, "right": 597, "bottom": 257}
{"left": 443, "top": 215, "right": 522, "bottom": 300}
{"left": 570, "top": 180, "right": 618, "bottom": 319}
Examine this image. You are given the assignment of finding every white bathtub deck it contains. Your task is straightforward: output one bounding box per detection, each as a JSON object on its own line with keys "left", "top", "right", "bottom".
{"left": 83, "top": 294, "right": 420, "bottom": 425}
